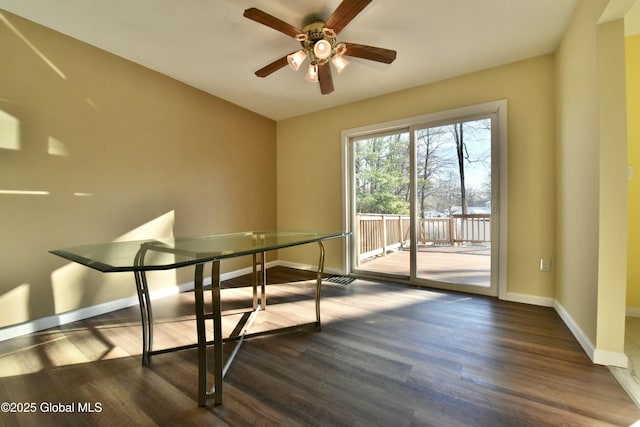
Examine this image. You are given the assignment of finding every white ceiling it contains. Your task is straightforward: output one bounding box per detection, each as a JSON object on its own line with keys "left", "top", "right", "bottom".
{"left": 0, "top": 0, "right": 579, "bottom": 121}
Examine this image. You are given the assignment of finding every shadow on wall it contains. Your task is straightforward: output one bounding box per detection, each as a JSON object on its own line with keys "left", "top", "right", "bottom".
{"left": 0, "top": 9, "right": 278, "bottom": 331}
{"left": 50, "top": 211, "right": 177, "bottom": 314}
{"left": 0, "top": 11, "right": 182, "bottom": 329}
{"left": 0, "top": 210, "right": 177, "bottom": 330}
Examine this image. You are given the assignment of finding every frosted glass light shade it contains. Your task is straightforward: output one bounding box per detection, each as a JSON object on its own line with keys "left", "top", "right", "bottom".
{"left": 331, "top": 54, "right": 349, "bottom": 74}
{"left": 287, "top": 50, "right": 307, "bottom": 71}
{"left": 313, "top": 39, "right": 332, "bottom": 60}
{"left": 305, "top": 64, "right": 318, "bottom": 82}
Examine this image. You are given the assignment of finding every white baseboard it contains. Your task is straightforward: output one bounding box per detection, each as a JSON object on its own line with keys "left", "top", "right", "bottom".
{"left": 503, "top": 293, "right": 629, "bottom": 367}
{"left": 610, "top": 365, "right": 640, "bottom": 409}
{"left": 0, "top": 261, "right": 278, "bottom": 342}
{"left": 554, "top": 300, "right": 628, "bottom": 368}
{"left": 501, "top": 292, "right": 554, "bottom": 307}
{"left": 594, "top": 348, "right": 628, "bottom": 368}
{"left": 627, "top": 307, "right": 640, "bottom": 317}
{"left": 0, "top": 283, "right": 188, "bottom": 342}
{"left": 554, "top": 300, "right": 597, "bottom": 362}
{"left": 502, "top": 294, "right": 629, "bottom": 367}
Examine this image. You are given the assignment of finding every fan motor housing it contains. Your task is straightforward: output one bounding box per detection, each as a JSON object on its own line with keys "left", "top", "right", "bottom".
{"left": 304, "top": 21, "right": 326, "bottom": 41}
{"left": 301, "top": 21, "right": 337, "bottom": 64}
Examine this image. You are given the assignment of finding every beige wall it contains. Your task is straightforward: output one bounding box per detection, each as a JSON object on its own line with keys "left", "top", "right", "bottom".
{"left": 278, "top": 55, "right": 557, "bottom": 298}
{"left": 555, "top": 0, "right": 630, "bottom": 363}
{"left": 626, "top": 0, "right": 640, "bottom": 35}
{"left": 596, "top": 18, "right": 628, "bottom": 357}
{"left": 554, "top": 0, "right": 608, "bottom": 348}
{"left": 0, "top": 10, "right": 277, "bottom": 328}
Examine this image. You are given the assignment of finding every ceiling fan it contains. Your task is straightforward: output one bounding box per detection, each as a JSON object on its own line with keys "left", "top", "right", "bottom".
{"left": 243, "top": 0, "right": 397, "bottom": 95}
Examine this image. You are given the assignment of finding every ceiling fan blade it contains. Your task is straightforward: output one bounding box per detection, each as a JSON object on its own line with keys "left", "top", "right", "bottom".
{"left": 255, "top": 54, "right": 291, "bottom": 78}
{"left": 324, "top": 0, "right": 372, "bottom": 34}
{"left": 243, "top": 8, "right": 304, "bottom": 39}
{"left": 318, "top": 63, "right": 334, "bottom": 95}
{"left": 343, "top": 42, "right": 397, "bottom": 64}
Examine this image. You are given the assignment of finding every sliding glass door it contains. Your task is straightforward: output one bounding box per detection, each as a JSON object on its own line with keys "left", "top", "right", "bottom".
{"left": 347, "top": 105, "right": 502, "bottom": 296}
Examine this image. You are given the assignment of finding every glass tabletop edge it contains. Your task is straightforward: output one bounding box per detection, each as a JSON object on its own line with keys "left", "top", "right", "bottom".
{"left": 49, "top": 231, "right": 351, "bottom": 273}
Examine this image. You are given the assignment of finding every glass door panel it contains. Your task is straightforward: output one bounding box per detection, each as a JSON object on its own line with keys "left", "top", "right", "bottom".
{"left": 414, "top": 118, "right": 492, "bottom": 288}
{"left": 352, "top": 130, "right": 411, "bottom": 278}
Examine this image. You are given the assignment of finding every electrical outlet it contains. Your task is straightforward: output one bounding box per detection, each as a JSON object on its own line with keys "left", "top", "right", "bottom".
{"left": 539, "top": 258, "right": 551, "bottom": 272}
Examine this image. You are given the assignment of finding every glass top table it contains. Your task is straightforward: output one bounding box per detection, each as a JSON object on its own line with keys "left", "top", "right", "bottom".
{"left": 50, "top": 230, "right": 349, "bottom": 407}
{"left": 50, "top": 230, "right": 347, "bottom": 272}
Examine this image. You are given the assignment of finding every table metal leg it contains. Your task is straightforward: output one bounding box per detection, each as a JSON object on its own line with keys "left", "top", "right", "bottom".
{"left": 133, "top": 249, "right": 153, "bottom": 366}
{"left": 315, "top": 241, "right": 326, "bottom": 327}
{"left": 211, "top": 260, "right": 223, "bottom": 405}
{"left": 260, "top": 251, "right": 266, "bottom": 310}
{"left": 252, "top": 253, "right": 258, "bottom": 309}
{"left": 194, "top": 261, "right": 224, "bottom": 407}
{"left": 194, "top": 264, "right": 207, "bottom": 406}
{"left": 252, "top": 251, "right": 267, "bottom": 310}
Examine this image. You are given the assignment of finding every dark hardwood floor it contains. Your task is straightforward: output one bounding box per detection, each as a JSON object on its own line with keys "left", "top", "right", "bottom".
{"left": 0, "top": 267, "right": 638, "bottom": 426}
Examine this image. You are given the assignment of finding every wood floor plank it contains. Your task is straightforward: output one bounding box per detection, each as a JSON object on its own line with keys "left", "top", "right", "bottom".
{"left": 0, "top": 267, "right": 638, "bottom": 426}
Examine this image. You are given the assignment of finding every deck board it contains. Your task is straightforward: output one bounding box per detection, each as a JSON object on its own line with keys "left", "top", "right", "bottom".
{"left": 359, "top": 246, "right": 491, "bottom": 286}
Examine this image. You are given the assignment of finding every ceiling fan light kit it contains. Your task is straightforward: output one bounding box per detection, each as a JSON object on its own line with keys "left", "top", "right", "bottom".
{"left": 288, "top": 23, "right": 348, "bottom": 81}
{"left": 243, "top": 0, "right": 397, "bottom": 95}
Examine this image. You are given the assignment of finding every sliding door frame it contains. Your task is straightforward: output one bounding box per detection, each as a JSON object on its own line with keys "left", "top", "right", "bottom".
{"left": 341, "top": 100, "right": 508, "bottom": 297}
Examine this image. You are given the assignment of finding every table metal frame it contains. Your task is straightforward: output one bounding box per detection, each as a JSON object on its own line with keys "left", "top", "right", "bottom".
{"left": 132, "top": 240, "right": 326, "bottom": 406}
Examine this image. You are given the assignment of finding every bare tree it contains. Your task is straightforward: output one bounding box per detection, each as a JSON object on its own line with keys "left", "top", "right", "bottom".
{"left": 449, "top": 119, "right": 491, "bottom": 215}
{"left": 451, "top": 123, "right": 468, "bottom": 215}
{"left": 416, "top": 127, "right": 451, "bottom": 217}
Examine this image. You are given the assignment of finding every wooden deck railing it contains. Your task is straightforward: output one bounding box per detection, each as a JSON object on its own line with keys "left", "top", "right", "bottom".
{"left": 357, "top": 214, "right": 411, "bottom": 260}
{"left": 452, "top": 214, "right": 491, "bottom": 244}
{"left": 357, "top": 213, "right": 491, "bottom": 261}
